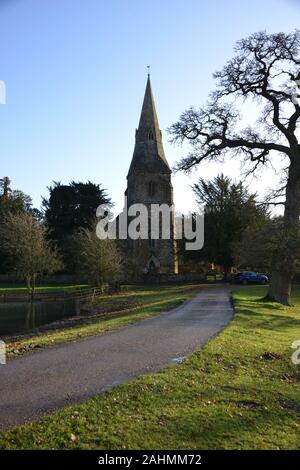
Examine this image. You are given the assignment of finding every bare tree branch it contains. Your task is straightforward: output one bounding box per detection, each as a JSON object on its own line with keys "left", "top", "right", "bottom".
{"left": 169, "top": 30, "right": 299, "bottom": 175}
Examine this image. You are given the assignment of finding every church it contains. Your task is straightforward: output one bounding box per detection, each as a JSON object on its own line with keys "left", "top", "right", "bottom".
{"left": 123, "top": 75, "right": 178, "bottom": 277}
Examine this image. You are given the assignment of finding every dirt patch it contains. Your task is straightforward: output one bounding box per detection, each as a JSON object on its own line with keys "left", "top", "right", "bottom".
{"left": 235, "top": 400, "right": 260, "bottom": 410}
{"left": 260, "top": 351, "right": 282, "bottom": 361}
{"left": 280, "top": 373, "right": 296, "bottom": 383}
{"left": 279, "top": 399, "right": 300, "bottom": 413}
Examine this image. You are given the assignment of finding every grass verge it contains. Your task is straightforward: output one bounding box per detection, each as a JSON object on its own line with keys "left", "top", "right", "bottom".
{"left": 1, "top": 286, "right": 300, "bottom": 450}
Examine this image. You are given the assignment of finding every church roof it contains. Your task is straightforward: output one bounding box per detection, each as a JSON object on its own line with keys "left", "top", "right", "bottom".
{"left": 127, "top": 75, "right": 171, "bottom": 177}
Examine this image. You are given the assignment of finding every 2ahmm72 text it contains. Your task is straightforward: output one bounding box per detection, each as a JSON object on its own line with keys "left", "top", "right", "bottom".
{"left": 98, "top": 454, "right": 202, "bottom": 466}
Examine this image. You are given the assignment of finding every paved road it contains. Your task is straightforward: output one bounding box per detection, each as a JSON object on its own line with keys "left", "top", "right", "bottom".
{"left": 0, "top": 285, "right": 233, "bottom": 432}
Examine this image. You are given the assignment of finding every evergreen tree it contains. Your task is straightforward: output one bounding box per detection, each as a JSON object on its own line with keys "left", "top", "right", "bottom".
{"left": 187, "top": 174, "right": 268, "bottom": 276}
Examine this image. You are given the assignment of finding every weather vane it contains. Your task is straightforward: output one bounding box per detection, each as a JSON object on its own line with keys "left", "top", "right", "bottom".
{"left": 147, "top": 65, "right": 150, "bottom": 76}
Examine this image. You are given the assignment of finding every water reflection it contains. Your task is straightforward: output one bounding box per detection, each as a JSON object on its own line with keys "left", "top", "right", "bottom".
{"left": 0, "top": 300, "right": 79, "bottom": 336}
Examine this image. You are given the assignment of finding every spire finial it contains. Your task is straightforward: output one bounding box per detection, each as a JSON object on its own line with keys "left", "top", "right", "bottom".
{"left": 147, "top": 65, "right": 150, "bottom": 77}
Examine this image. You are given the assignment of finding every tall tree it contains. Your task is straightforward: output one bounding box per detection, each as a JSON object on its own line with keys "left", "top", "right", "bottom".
{"left": 42, "top": 181, "right": 112, "bottom": 267}
{"left": 0, "top": 177, "right": 11, "bottom": 201}
{"left": 72, "top": 229, "right": 123, "bottom": 287}
{"left": 170, "top": 31, "right": 300, "bottom": 305}
{"left": 0, "top": 177, "right": 41, "bottom": 273}
{"left": 0, "top": 212, "right": 63, "bottom": 298}
{"left": 233, "top": 217, "right": 286, "bottom": 273}
{"left": 0, "top": 177, "right": 34, "bottom": 217}
{"left": 190, "top": 174, "right": 267, "bottom": 275}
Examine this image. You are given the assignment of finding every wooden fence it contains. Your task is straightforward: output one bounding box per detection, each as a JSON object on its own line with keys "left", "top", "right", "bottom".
{"left": 0, "top": 287, "right": 104, "bottom": 303}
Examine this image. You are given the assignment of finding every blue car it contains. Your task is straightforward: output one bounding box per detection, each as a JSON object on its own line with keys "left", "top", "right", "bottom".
{"left": 234, "top": 271, "right": 269, "bottom": 285}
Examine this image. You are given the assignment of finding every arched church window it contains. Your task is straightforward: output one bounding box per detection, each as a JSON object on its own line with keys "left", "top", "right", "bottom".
{"left": 148, "top": 180, "right": 156, "bottom": 197}
{"left": 148, "top": 130, "right": 154, "bottom": 140}
{"left": 148, "top": 260, "right": 157, "bottom": 274}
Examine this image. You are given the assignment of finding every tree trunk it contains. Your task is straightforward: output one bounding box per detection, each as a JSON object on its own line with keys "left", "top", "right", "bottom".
{"left": 31, "top": 273, "right": 36, "bottom": 301}
{"left": 26, "top": 275, "right": 31, "bottom": 302}
{"left": 266, "top": 269, "right": 293, "bottom": 306}
{"left": 223, "top": 265, "right": 232, "bottom": 281}
{"left": 267, "top": 153, "right": 300, "bottom": 305}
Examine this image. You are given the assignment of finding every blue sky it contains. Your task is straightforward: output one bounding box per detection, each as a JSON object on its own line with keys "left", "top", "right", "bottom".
{"left": 0, "top": 0, "right": 299, "bottom": 214}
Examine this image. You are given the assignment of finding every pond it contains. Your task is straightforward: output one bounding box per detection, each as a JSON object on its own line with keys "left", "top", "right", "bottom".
{"left": 0, "top": 299, "right": 79, "bottom": 337}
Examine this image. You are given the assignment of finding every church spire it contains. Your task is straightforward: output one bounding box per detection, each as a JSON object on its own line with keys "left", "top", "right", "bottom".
{"left": 127, "top": 75, "right": 170, "bottom": 177}
{"left": 136, "top": 75, "right": 162, "bottom": 144}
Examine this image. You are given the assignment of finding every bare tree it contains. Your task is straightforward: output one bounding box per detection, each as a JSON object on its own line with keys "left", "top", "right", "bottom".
{"left": 72, "top": 229, "right": 123, "bottom": 288}
{"left": 0, "top": 212, "right": 63, "bottom": 298}
{"left": 169, "top": 31, "right": 300, "bottom": 305}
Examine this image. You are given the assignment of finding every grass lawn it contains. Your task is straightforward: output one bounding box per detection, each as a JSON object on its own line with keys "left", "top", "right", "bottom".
{"left": 5, "top": 284, "right": 199, "bottom": 357}
{"left": 1, "top": 286, "right": 300, "bottom": 450}
{"left": 0, "top": 283, "right": 89, "bottom": 293}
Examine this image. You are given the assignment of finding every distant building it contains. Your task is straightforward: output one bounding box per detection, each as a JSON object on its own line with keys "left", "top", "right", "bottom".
{"left": 124, "top": 75, "right": 178, "bottom": 277}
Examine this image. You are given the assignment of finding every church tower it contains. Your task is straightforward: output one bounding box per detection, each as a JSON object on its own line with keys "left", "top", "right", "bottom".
{"left": 125, "top": 75, "right": 178, "bottom": 276}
